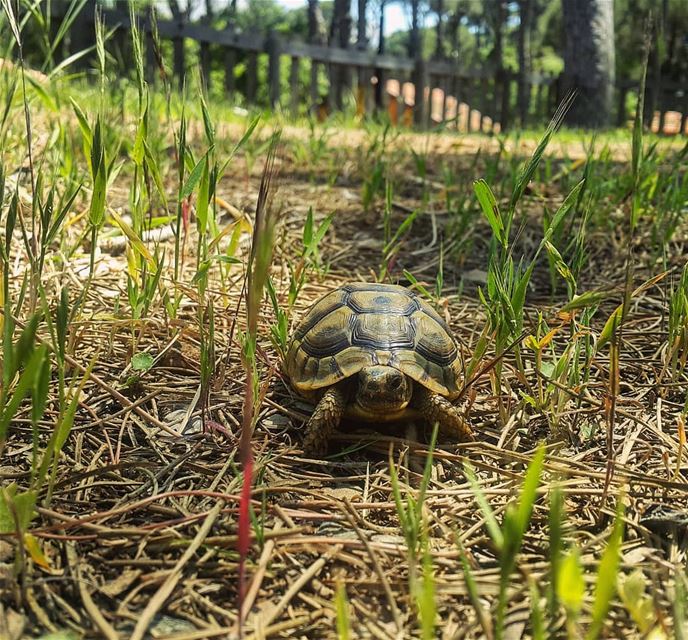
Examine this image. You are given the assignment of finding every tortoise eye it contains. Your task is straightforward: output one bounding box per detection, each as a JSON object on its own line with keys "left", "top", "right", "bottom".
{"left": 390, "top": 375, "right": 403, "bottom": 389}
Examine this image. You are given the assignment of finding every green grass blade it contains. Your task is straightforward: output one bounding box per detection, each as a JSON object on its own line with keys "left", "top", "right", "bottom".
{"left": 464, "top": 461, "right": 504, "bottom": 551}
{"left": 455, "top": 533, "right": 492, "bottom": 637}
{"left": 0, "top": 345, "right": 47, "bottom": 443}
{"left": 557, "top": 547, "right": 584, "bottom": 618}
{"left": 548, "top": 485, "right": 564, "bottom": 620}
{"left": 508, "top": 92, "right": 575, "bottom": 223}
{"left": 418, "top": 539, "right": 437, "bottom": 640}
{"left": 335, "top": 581, "right": 351, "bottom": 640}
{"left": 513, "top": 444, "right": 545, "bottom": 540}
{"left": 586, "top": 504, "right": 625, "bottom": 640}
{"left": 474, "top": 178, "right": 504, "bottom": 247}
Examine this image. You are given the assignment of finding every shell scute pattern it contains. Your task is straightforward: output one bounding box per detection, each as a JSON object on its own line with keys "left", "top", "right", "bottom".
{"left": 287, "top": 283, "right": 463, "bottom": 397}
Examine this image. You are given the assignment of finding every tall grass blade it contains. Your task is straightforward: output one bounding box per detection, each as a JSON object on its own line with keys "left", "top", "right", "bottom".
{"left": 237, "top": 131, "right": 282, "bottom": 634}
{"left": 586, "top": 503, "right": 625, "bottom": 640}
{"left": 474, "top": 179, "right": 504, "bottom": 247}
{"left": 464, "top": 462, "right": 504, "bottom": 550}
{"left": 456, "top": 533, "right": 492, "bottom": 638}
{"left": 418, "top": 539, "right": 436, "bottom": 640}
{"left": 508, "top": 92, "right": 575, "bottom": 223}
{"left": 557, "top": 548, "right": 584, "bottom": 622}
{"left": 335, "top": 581, "right": 351, "bottom": 640}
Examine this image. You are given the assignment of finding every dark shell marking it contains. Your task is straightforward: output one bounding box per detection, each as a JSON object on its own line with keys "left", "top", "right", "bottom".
{"left": 287, "top": 283, "right": 463, "bottom": 398}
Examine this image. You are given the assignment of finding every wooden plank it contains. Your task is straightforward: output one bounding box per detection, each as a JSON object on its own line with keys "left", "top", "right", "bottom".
{"left": 332, "top": 63, "right": 344, "bottom": 110}
{"left": 490, "top": 71, "right": 499, "bottom": 127}
{"left": 480, "top": 76, "right": 488, "bottom": 132}
{"left": 246, "top": 52, "right": 258, "bottom": 103}
{"left": 365, "top": 68, "right": 375, "bottom": 114}
{"left": 427, "top": 59, "right": 493, "bottom": 78}
{"left": 466, "top": 79, "right": 475, "bottom": 132}
{"left": 356, "top": 66, "right": 368, "bottom": 118}
{"left": 547, "top": 79, "right": 557, "bottom": 119}
{"left": 224, "top": 47, "right": 236, "bottom": 94}
{"left": 69, "top": 0, "right": 96, "bottom": 69}
{"left": 173, "top": 35, "right": 185, "bottom": 90}
{"left": 289, "top": 56, "right": 300, "bottom": 118}
{"left": 451, "top": 74, "right": 461, "bottom": 130}
{"left": 200, "top": 39, "right": 212, "bottom": 90}
{"left": 657, "top": 78, "right": 666, "bottom": 134}
{"left": 310, "top": 60, "right": 319, "bottom": 114}
{"left": 616, "top": 85, "right": 628, "bottom": 128}
{"left": 413, "top": 58, "right": 428, "bottom": 127}
{"left": 145, "top": 8, "right": 156, "bottom": 85}
{"left": 500, "top": 71, "right": 511, "bottom": 132}
{"left": 535, "top": 78, "right": 545, "bottom": 120}
{"left": 68, "top": 4, "right": 504, "bottom": 88}
{"left": 91, "top": 7, "right": 265, "bottom": 52}
{"left": 374, "top": 68, "right": 385, "bottom": 111}
{"left": 266, "top": 31, "right": 281, "bottom": 108}
{"left": 285, "top": 41, "right": 413, "bottom": 71}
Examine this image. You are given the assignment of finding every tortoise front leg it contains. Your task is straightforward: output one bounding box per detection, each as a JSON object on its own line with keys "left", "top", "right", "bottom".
{"left": 413, "top": 386, "right": 474, "bottom": 442}
{"left": 302, "top": 384, "right": 348, "bottom": 456}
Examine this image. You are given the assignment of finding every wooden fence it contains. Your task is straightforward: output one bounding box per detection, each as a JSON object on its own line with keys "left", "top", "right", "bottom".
{"left": 60, "top": 2, "right": 686, "bottom": 135}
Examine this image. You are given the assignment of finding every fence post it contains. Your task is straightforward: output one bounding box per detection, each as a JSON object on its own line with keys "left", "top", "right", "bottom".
{"left": 480, "top": 76, "right": 489, "bottom": 131}
{"left": 145, "top": 5, "right": 156, "bottom": 85}
{"left": 374, "top": 67, "right": 386, "bottom": 113}
{"left": 451, "top": 74, "right": 461, "bottom": 130}
{"left": 246, "top": 52, "right": 257, "bottom": 103}
{"left": 535, "top": 76, "right": 544, "bottom": 121}
{"left": 657, "top": 79, "right": 666, "bottom": 134}
{"left": 413, "top": 57, "right": 428, "bottom": 127}
{"left": 310, "top": 61, "right": 319, "bottom": 115}
{"left": 500, "top": 70, "right": 511, "bottom": 132}
{"left": 441, "top": 76, "right": 449, "bottom": 123}
{"left": 266, "top": 30, "right": 281, "bottom": 110}
{"left": 225, "top": 47, "right": 236, "bottom": 95}
{"left": 616, "top": 84, "right": 628, "bottom": 128}
{"left": 547, "top": 76, "right": 559, "bottom": 119}
{"left": 289, "top": 56, "right": 300, "bottom": 118}
{"left": 200, "top": 40, "right": 211, "bottom": 92}
{"left": 70, "top": 0, "right": 97, "bottom": 70}
{"left": 173, "top": 18, "right": 185, "bottom": 90}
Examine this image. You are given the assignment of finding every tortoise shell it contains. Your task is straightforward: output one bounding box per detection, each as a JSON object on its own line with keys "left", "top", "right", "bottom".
{"left": 286, "top": 282, "right": 463, "bottom": 398}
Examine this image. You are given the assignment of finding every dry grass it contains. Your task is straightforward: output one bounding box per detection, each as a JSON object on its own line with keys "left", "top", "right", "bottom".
{"left": 1, "top": 87, "right": 687, "bottom": 640}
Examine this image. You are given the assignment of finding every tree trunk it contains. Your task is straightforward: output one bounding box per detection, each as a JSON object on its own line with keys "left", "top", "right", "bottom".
{"left": 357, "top": 0, "right": 367, "bottom": 47}
{"left": 378, "top": 0, "right": 386, "bottom": 54}
{"left": 491, "top": 1, "right": 504, "bottom": 68}
{"left": 448, "top": 10, "right": 462, "bottom": 56}
{"left": 329, "top": 0, "right": 352, "bottom": 47}
{"left": 168, "top": 0, "right": 182, "bottom": 19}
{"left": 561, "top": 0, "right": 615, "bottom": 128}
{"left": 517, "top": 0, "right": 532, "bottom": 125}
{"left": 357, "top": 0, "right": 368, "bottom": 115}
{"left": 434, "top": 0, "right": 444, "bottom": 59}
{"left": 375, "top": 0, "right": 386, "bottom": 109}
{"left": 308, "top": 0, "right": 326, "bottom": 44}
{"left": 329, "top": 0, "right": 352, "bottom": 109}
{"left": 309, "top": 0, "right": 326, "bottom": 113}
{"left": 409, "top": 0, "right": 420, "bottom": 59}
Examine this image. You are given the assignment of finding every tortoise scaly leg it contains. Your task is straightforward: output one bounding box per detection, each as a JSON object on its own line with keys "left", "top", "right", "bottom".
{"left": 413, "top": 387, "right": 475, "bottom": 442}
{"left": 302, "top": 384, "right": 348, "bottom": 456}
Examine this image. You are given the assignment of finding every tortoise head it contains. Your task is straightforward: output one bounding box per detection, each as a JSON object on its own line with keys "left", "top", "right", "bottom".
{"left": 354, "top": 365, "right": 413, "bottom": 416}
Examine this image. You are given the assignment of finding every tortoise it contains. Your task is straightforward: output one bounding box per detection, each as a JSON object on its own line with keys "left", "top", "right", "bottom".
{"left": 285, "top": 282, "right": 475, "bottom": 454}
